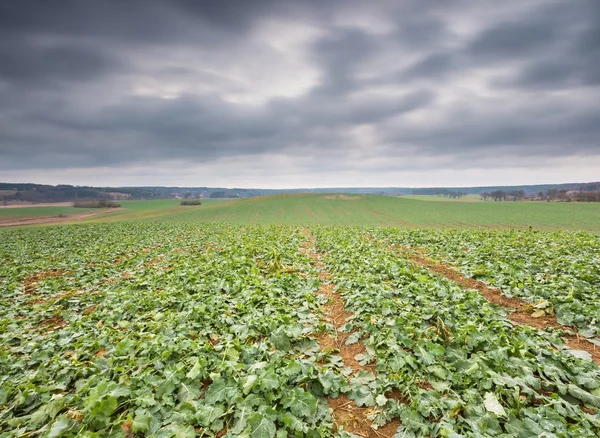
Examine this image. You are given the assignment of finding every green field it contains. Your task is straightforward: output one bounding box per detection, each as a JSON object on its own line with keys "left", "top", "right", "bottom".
{"left": 2, "top": 195, "right": 600, "bottom": 436}
{"left": 0, "top": 206, "right": 98, "bottom": 220}
{"left": 108, "top": 195, "right": 600, "bottom": 232}
{"left": 0, "top": 200, "right": 230, "bottom": 225}
{"left": 1, "top": 223, "right": 599, "bottom": 436}
{"left": 3, "top": 195, "right": 599, "bottom": 232}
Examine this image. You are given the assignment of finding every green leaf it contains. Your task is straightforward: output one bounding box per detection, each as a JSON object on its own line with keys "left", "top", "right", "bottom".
{"left": 248, "top": 412, "right": 276, "bottom": 438}
{"left": 281, "top": 412, "right": 307, "bottom": 433}
{"left": 133, "top": 413, "right": 152, "bottom": 433}
{"left": 110, "top": 385, "right": 131, "bottom": 398}
{"left": 483, "top": 392, "right": 507, "bottom": 417}
{"left": 196, "top": 404, "right": 225, "bottom": 426}
{"left": 567, "top": 384, "right": 600, "bottom": 408}
{"left": 205, "top": 378, "right": 239, "bottom": 404}
{"left": 349, "top": 385, "right": 375, "bottom": 407}
{"left": 284, "top": 389, "right": 317, "bottom": 418}
{"left": 186, "top": 358, "right": 202, "bottom": 380}
{"left": 318, "top": 370, "right": 343, "bottom": 396}
{"left": 270, "top": 330, "right": 291, "bottom": 351}
{"left": 242, "top": 375, "right": 258, "bottom": 394}
{"left": 258, "top": 369, "right": 279, "bottom": 391}
{"left": 345, "top": 332, "right": 361, "bottom": 345}
{"left": 178, "top": 382, "right": 201, "bottom": 403}
{"left": 0, "top": 387, "right": 8, "bottom": 405}
{"left": 47, "top": 416, "right": 71, "bottom": 438}
{"left": 168, "top": 422, "right": 196, "bottom": 438}
{"left": 231, "top": 406, "right": 251, "bottom": 434}
{"left": 375, "top": 394, "right": 387, "bottom": 406}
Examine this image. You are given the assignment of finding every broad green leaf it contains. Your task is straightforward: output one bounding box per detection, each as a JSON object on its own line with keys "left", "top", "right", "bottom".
{"left": 196, "top": 404, "right": 225, "bottom": 426}
{"left": 242, "top": 375, "right": 258, "bottom": 394}
{"left": 567, "top": 384, "right": 600, "bottom": 408}
{"left": 47, "top": 416, "right": 71, "bottom": 438}
{"left": 168, "top": 422, "right": 196, "bottom": 438}
{"left": 349, "top": 385, "right": 375, "bottom": 407}
{"left": 133, "top": 413, "right": 152, "bottom": 433}
{"left": 375, "top": 394, "right": 387, "bottom": 406}
{"left": 205, "top": 378, "right": 238, "bottom": 404}
{"left": 483, "top": 392, "right": 507, "bottom": 417}
{"left": 248, "top": 412, "right": 276, "bottom": 438}
{"left": 270, "top": 330, "right": 291, "bottom": 351}
{"left": 186, "top": 358, "right": 202, "bottom": 379}
{"left": 284, "top": 389, "right": 317, "bottom": 418}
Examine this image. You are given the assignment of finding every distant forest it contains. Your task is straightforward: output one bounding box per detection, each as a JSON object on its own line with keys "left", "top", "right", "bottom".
{"left": 1, "top": 181, "right": 599, "bottom": 204}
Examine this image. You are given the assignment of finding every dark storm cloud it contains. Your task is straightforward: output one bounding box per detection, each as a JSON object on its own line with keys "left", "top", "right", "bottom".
{"left": 399, "top": 53, "right": 458, "bottom": 81}
{"left": 0, "top": 39, "right": 119, "bottom": 85}
{"left": 0, "top": 0, "right": 599, "bottom": 180}
{"left": 498, "top": 18, "right": 600, "bottom": 89}
{"left": 467, "top": 20, "right": 559, "bottom": 60}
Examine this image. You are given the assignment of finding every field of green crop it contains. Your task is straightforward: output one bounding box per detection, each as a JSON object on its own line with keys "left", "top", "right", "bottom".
{"left": 3, "top": 195, "right": 600, "bottom": 232}
{"left": 383, "top": 229, "right": 600, "bottom": 341}
{"left": 0, "top": 206, "right": 98, "bottom": 221}
{"left": 155, "top": 195, "right": 600, "bottom": 232}
{"left": 1, "top": 223, "right": 599, "bottom": 437}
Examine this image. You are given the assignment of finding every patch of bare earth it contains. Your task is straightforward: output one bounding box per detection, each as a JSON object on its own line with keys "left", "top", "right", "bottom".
{"left": 301, "top": 229, "right": 401, "bottom": 437}
{"left": 0, "top": 209, "right": 121, "bottom": 227}
{"left": 23, "top": 270, "right": 66, "bottom": 294}
{"left": 38, "top": 314, "right": 67, "bottom": 334}
{"left": 392, "top": 245, "right": 600, "bottom": 365}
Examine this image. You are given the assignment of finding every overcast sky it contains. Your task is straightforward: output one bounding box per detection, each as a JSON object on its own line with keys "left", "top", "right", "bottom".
{"left": 0, "top": 0, "right": 599, "bottom": 188}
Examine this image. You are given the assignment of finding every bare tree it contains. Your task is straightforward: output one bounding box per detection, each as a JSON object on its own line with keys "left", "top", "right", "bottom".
{"left": 490, "top": 190, "right": 506, "bottom": 201}
{"left": 509, "top": 190, "right": 525, "bottom": 201}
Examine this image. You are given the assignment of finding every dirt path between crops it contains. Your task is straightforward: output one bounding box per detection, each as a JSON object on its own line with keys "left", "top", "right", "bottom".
{"left": 301, "top": 229, "right": 401, "bottom": 438}
{"left": 392, "top": 245, "right": 600, "bottom": 365}
{"left": 0, "top": 210, "right": 120, "bottom": 227}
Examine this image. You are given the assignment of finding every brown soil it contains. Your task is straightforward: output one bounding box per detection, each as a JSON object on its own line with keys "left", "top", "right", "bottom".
{"left": 392, "top": 246, "right": 600, "bottom": 365}
{"left": 301, "top": 229, "right": 401, "bottom": 437}
{"left": 38, "top": 314, "right": 67, "bottom": 334}
{"left": 0, "top": 209, "right": 120, "bottom": 227}
{"left": 23, "top": 270, "right": 65, "bottom": 294}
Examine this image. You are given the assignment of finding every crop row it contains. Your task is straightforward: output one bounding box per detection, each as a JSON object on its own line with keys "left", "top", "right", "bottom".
{"left": 313, "top": 227, "right": 600, "bottom": 437}
{"left": 379, "top": 229, "right": 600, "bottom": 341}
{"left": 0, "top": 224, "right": 350, "bottom": 437}
{"left": 1, "top": 224, "right": 599, "bottom": 437}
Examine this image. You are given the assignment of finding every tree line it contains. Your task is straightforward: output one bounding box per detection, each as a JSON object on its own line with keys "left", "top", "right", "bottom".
{"left": 480, "top": 185, "right": 600, "bottom": 202}
{"left": 479, "top": 190, "right": 525, "bottom": 201}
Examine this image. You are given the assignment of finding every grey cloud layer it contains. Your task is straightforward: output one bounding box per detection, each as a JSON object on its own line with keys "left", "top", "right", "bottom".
{"left": 1, "top": 0, "right": 599, "bottom": 179}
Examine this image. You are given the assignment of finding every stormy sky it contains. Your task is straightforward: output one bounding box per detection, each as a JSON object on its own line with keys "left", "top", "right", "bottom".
{"left": 0, "top": 0, "right": 599, "bottom": 188}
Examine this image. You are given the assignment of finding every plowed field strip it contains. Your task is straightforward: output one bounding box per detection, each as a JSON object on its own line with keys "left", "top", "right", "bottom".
{"left": 392, "top": 245, "right": 600, "bottom": 365}
{"left": 301, "top": 230, "right": 400, "bottom": 438}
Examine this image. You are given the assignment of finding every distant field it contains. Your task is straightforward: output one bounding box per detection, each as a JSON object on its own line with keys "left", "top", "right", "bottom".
{"left": 403, "top": 194, "right": 482, "bottom": 202}
{"left": 1, "top": 194, "right": 600, "bottom": 232}
{"left": 0, "top": 205, "right": 97, "bottom": 220}
{"left": 0, "top": 199, "right": 230, "bottom": 225}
